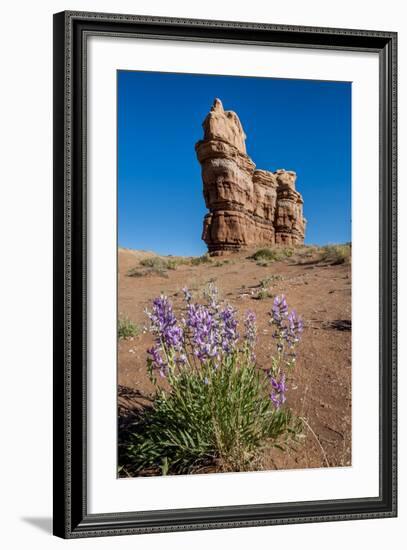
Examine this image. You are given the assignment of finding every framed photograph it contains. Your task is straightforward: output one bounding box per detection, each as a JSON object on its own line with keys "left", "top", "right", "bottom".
{"left": 53, "top": 11, "right": 397, "bottom": 538}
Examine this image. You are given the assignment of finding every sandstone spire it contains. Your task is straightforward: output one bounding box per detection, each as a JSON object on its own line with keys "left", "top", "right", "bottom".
{"left": 202, "top": 98, "right": 247, "bottom": 153}
{"left": 195, "top": 99, "right": 306, "bottom": 255}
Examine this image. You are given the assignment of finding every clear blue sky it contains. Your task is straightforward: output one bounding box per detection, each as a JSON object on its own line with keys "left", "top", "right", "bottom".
{"left": 118, "top": 70, "right": 351, "bottom": 256}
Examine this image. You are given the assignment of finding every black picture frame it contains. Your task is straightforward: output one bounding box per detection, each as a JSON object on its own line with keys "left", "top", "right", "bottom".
{"left": 53, "top": 10, "right": 397, "bottom": 539}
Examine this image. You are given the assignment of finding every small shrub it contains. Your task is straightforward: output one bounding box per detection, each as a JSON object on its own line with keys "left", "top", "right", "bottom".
{"left": 118, "top": 316, "right": 141, "bottom": 339}
{"left": 139, "top": 257, "right": 185, "bottom": 271}
{"left": 253, "top": 288, "right": 272, "bottom": 300}
{"left": 213, "top": 260, "right": 231, "bottom": 267}
{"left": 258, "top": 275, "right": 283, "bottom": 289}
{"left": 127, "top": 266, "right": 168, "bottom": 278}
{"left": 139, "top": 257, "right": 169, "bottom": 269}
{"left": 127, "top": 268, "right": 146, "bottom": 278}
{"left": 150, "top": 267, "right": 168, "bottom": 278}
{"left": 297, "top": 245, "right": 319, "bottom": 258}
{"left": 250, "top": 248, "right": 278, "bottom": 262}
{"left": 128, "top": 256, "right": 178, "bottom": 278}
{"left": 319, "top": 244, "right": 351, "bottom": 265}
{"left": 190, "top": 254, "right": 212, "bottom": 266}
{"left": 250, "top": 247, "right": 293, "bottom": 263}
{"left": 260, "top": 277, "right": 272, "bottom": 288}
{"left": 122, "top": 287, "right": 304, "bottom": 475}
{"left": 166, "top": 259, "right": 178, "bottom": 270}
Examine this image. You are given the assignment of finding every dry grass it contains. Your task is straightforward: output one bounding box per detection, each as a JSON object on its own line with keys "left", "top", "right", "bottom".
{"left": 118, "top": 316, "right": 142, "bottom": 339}
{"left": 319, "top": 244, "right": 351, "bottom": 265}
{"left": 249, "top": 247, "right": 294, "bottom": 264}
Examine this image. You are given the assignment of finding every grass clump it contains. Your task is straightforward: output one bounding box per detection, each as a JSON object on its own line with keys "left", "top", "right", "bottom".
{"left": 127, "top": 254, "right": 215, "bottom": 277}
{"left": 253, "top": 275, "right": 284, "bottom": 298}
{"left": 250, "top": 247, "right": 293, "bottom": 263}
{"left": 296, "top": 245, "right": 319, "bottom": 259}
{"left": 259, "top": 275, "right": 282, "bottom": 288}
{"left": 260, "top": 277, "right": 272, "bottom": 288}
{"left": 127, "top": 265, "right": 168, "bottom": 278}
{"left": 124, "top": 361, "right": 298, "bottom": 474}
{"left": 190, "top": 254, "right": 212, "bottom": 266}
{"left": 139, "top": 257, "right": 178, "bottom": 270}
{"left": 127, "top": 268, "right": 147, "bottom": 278}
{"left": 319, "top": 244, "right": 351, "bottom": 265}
{"left": 213, "top": 260, "right": 230, "bottom": 267}
{"left": 127, "top": 256, "right": 179, "bottom": 278}
{"left": 253, "top": 288, "right": 273, "bottom": 300}
{"left": 118, "top": 316, "right": 141, "bottom": 340}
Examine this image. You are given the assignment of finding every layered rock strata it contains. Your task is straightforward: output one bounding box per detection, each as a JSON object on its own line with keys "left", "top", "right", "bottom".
{"left": 195, "top": 98, "right": 306, "bottom": 254}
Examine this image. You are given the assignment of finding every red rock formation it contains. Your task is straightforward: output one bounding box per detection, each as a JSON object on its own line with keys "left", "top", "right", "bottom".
{"left": 195, "top": 99, "right": 306, "bottom": 255}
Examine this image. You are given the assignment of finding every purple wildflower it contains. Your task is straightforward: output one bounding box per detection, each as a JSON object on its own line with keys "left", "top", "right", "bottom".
{"left": 175, "top": 353, "right": 187, "bottom": 365}
{"left": 204, "top": 282, "right": 220, "bottom": 310}
{"left": 147, "top": 345, "right": 164, "bottom": 366}
{"left": 286, "top": 309, "right": 304, "bottom": 347}
{"left": 182, "top": 287, "right": 192, "bottom": 303}
{"left": 269, "top": 373, "right": 287, "bottom": 409}
{"left": 147, "top": 345, "right": 168, "bottom": 378}
{"left": 185, "top": 299, "right": 238, "bottom": 362}
{"left": 146, "top": 295, "right": 183, "bottom": 351}
{"left": 186, "top": 303, "right": 219, "bottom": 362}
{"left": 270, "top": 392, "right": 286, "bottom": 409}
{"left": 271, "top": 295, "right": 288, "bottom": 325}
{"left": 270, "top": 296, "right": 303, "bottom": 354}
{"left": 244, "top": 310, "right": 257, "bottom": 361}
{"left": 244, "top": 310, "right": 257, "bottom": 342}
{"left": 219, "top": 305, "right": 239, "bottom": 353}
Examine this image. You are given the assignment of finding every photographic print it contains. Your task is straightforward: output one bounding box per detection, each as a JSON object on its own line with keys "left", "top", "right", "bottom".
{"left": 117, "top": 71, "right": 352, "bottom": 477}
{"left": 53, "top": 11, "right": 396, "bottom": 537}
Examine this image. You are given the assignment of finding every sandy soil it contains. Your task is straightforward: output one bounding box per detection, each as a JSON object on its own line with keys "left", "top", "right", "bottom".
{"left": 118, "top": 246, "right": 351, "bottom": 473}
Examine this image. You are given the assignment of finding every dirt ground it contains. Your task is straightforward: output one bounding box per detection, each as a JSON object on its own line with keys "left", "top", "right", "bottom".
{"left": 118, "top": 246, "right": 351, "bottom": 473}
